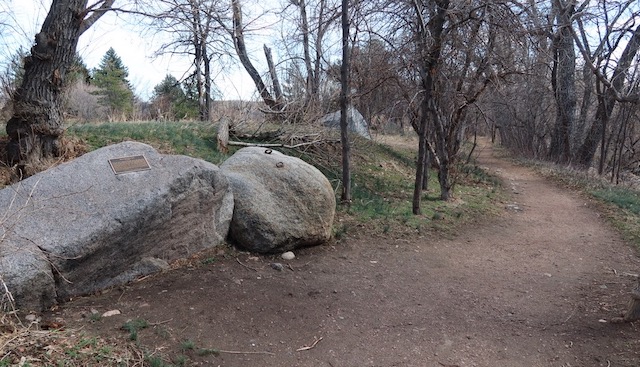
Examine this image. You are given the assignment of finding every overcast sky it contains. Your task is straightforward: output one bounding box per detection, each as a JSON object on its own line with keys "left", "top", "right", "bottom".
{"left": 0, "top": 0, "right": 257, "bottom": 101}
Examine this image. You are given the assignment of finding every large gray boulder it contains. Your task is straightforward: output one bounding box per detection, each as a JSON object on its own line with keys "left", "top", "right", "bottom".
{"left": 221, "top": 147, "right": 335, "bottom": 253}
{"left": 320, "top": 107, "right": 372, "bottom": 140}
{"left": 0, "top": 141, "right": 233, "bottom": 312}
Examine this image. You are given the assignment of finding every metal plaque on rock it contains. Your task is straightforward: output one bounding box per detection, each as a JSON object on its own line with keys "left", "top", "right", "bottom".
{"left": 109, "top": 155, "right": 151, "bottom": 175}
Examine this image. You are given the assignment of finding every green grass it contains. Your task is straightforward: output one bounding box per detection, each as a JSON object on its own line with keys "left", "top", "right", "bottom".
{"left": 67, "top": 121, "right": 228, "bottom": 164}
{"left": 121, "top": 318, "right": 149, "bottom": 341}
{"left": 180, "top": 339, "right": 196, "bottom": 351}
{"left": 592, "top": 187, "right": 640, "bottom": 215}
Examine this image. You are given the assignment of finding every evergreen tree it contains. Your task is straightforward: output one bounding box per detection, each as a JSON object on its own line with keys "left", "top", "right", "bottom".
{"left": 92, "top": 47, "right": 134, "bottom": 119}
{"left": 151, "top": 74, "right": 198, "bottom": 120}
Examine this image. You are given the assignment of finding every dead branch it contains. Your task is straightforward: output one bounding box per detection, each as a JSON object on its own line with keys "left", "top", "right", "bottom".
{"left": 216, "top": 349, "right": 276, "bottom": 356}
{"left": 296, "top": 336, "right": 323, "bottom": 351}
{"left": 235, "top": 257, "right": 258, "bottom": 272}
{"left": 228, "top": 140, "right": 337, "bottom": 149}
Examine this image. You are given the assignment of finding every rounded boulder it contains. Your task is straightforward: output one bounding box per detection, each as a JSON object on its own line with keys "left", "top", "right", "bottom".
{"left": 221, "top": 147, "right": 335, "bottom": 253}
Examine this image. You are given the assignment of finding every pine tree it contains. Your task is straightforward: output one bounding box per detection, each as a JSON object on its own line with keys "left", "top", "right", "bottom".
{"left": 151, "top": 75, "right": 198, "bottom": 120}
{"left": 92, "top": 47, "right": 134, "bottom": 119}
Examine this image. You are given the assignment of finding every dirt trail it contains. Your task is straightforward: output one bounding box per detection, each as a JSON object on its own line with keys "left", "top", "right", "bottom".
{"left": 63, "top": 140, "right": 640, "bottom": 366}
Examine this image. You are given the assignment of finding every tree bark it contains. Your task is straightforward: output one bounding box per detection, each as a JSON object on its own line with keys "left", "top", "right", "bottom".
{"left": 548, "top": 0, "right": 576, "bottom": 163}
{"left": 339, "top": 0, "right": 351, "bottom": 204}
{"left": 6, "top": 0, "right": 113, "bottom": 170}
{"left": 412, "top": 0, "right": 449, "bottom": 213}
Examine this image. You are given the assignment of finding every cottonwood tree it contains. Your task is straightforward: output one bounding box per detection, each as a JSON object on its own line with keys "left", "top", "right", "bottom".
{"left": 5, "top": 0, "right": 116, "bottom": 171}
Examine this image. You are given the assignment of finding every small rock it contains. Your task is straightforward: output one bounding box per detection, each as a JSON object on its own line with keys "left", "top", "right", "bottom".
{"left": 101, "top": 309, "right": 121, "bottom": 317}
{"left": 270, "top": 262, "right": 284, "bottom": 271}
{"left": 281, "top": 251, "right": 295, "bottom": 260}
{"left": 25, "top": 314, "right": 39, "bottom": 323}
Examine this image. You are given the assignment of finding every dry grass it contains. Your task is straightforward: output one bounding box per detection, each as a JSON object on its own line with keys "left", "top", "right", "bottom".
{"left": 0, "top": 313, "right": 144, "bottom": 366}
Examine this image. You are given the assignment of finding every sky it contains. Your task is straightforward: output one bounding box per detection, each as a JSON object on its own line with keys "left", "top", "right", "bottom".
{"left": 0, "top": 0, "right": 258, "bottom": 101}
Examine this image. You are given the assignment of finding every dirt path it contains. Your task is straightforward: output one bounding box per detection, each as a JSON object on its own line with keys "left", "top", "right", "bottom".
{"left": 63, "top": 141, "right": 640, "bottom": 366}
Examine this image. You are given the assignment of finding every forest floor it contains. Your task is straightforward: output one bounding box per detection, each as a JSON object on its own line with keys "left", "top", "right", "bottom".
{"left": 56, "top": 138, "right": 640, "bottom": 367}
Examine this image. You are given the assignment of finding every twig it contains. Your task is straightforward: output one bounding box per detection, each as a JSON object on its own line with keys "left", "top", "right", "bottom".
{"left": 236, "top": 257, "right": 258, "bottom": 272}
{"left": 217, "top": 349, "right": 275, "bottom": 356}
{"left": 563, "top": 309, "right": 576, "bottom": 324}
{"left": 118, "top": 288, "right": 126, "bottom": 303}
{"left": 149, "top": 319, "right": 173, "bottom": 326}
{"left": 297, "top": 336, "right": 323, "bottom": 351}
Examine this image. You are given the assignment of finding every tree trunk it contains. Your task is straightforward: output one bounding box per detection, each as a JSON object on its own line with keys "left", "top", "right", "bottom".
{"left": 412, "top": 98, "right": 429, "bottom": 215}
{"left": 298, "top": 0, "right": 316, "bottom": 105}
{"left": 422, "top": 149, "right": 430, "bottom": 191}
{"left": 203, "top": 43, "right": 212, "bottom": 121}
{"left": 434, "top": 108, "right": 451, "bottom": 201}
{"left": 6, "top": 0, "right": 87, "bottom": 168}
{"left": 411, "top": 0, "right": 450, "bottom": 212}
{"left": 231, "top": 0, "right": 282, "bottom": 111}
{"left": 548, "top": 0, "right": 576, "bottom": 163}
{"left": 339, "top": 0, "right": 351, "bottom": 204}
{"left": 263, "top": 45, "right": 284, "bottom": 104}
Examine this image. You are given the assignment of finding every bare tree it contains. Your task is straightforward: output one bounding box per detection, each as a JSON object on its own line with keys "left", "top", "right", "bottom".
{"left": 571, "top": 2, "right": 640, "bottom": 168}
{"left": 5, "top": 0, "right": 115, "bottom": 172}
{"left": 140, "top": 0, "right": 231, "bottom": 121}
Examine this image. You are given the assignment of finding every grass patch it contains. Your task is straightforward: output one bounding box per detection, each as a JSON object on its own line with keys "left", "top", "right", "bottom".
{"left": 592, "top": 187, "right": 640, "bottom": 215}
{"left": 121, "top": 318, "right": 149, "bottom": 341}
{"left": 67, "top": 121, "right": 227, "bottom": 164}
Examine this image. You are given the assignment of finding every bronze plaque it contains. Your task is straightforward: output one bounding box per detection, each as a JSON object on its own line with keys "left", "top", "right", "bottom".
{"left": 109, "top": 155, "right": 151, "bottom": 175}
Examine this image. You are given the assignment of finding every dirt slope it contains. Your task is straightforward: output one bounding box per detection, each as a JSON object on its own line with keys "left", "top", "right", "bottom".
{"left": 61, "top": 140, "right": 640, "bottom": 367}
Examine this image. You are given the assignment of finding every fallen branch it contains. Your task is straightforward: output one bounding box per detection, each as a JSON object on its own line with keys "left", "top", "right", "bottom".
{"left": 149, "top": 319, "right": 173, "bottom": 326}
{"left": 216, "top": 349, "right": 276, "bottom": 356}
{"left": 236, "top": 258, "right": 258, "bottom": 272}
{"left": 228, "top": 140, "right": 327, "bottom": 149}
{"left": 197, "top": 346, "right": 275, "bottom": 356}
{"left": 296, "top": 336, "right": 323, "bottom": 351}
